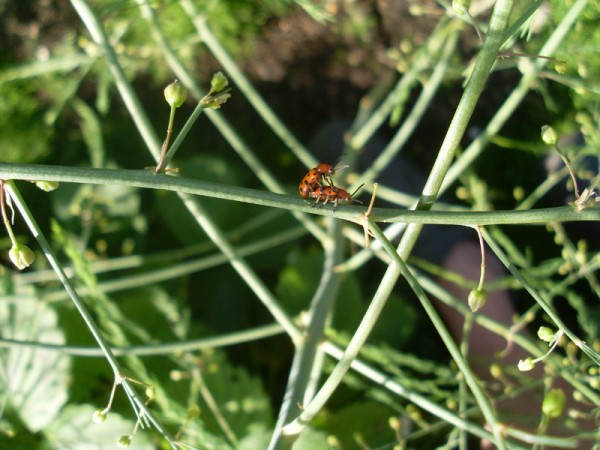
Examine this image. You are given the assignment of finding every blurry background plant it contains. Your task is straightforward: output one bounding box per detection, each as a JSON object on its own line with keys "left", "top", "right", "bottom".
{"left": 0, "top": 0, "right": 599, "bottom": 449}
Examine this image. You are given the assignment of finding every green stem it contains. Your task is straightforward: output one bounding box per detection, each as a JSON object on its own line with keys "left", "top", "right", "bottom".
{"left": 70, "top": 0, "right": 162, "bottom": 159}
{"left": 157, "top": 99, "right": 208, "bottom": 173}
{"left": 4, "top": 181, "right": 178, "bottom": 448}
{"left": 552, "top": 143, "right": 580, "bottom": 198}
{"left": 180, "top": 1, "right": 316, "bottom": 168}
{"left": 154, "top": 105, "right": 177, "bottom": 173}
{"left": 1, "top": 180, "right": 19, "bottom": 247}
{"left": 2, "top": 163, "right": 600, "bottom": 225}
{"left": 0, "top": 323, "right": 284, "bottom": 357}
{"left": 476, "top": 226, "right": 486, "bottom": 289}
{"left": 296, "top": 2, "right": 518, "bottom": 448}
{"left": 282, "top": 221, "right": 507, "bottom": 448}
{"left": 353, "top": 22, "right": 461, "bottom": 190}
{"left": 482, "top": 228, "right": 600, "bottom": 366}
{"left": 269, "top": 221, "right": 344, "bottom": 450}
{"left": 135, "top": 0, "right": 327, "bottom": 242}
{"left": 441, "top": 0, "right": 589, "bottom": 194}
{"left": 10, "top": 226, "right": 305, "bottom": 304}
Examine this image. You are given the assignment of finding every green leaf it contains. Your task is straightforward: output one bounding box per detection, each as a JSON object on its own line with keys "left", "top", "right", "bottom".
{"left": 291, "top": 426, "right": 331, "bottom": 450}
{"left": 201, "top": 352, "right": 273, "bottom": 437}
{"left": 315, "top": 401, "right": 395, "bottom": 449}
{"left": 0, "top": 298, "right": 69, "bottom": 432}
{"left": 238, "top": 423, "right": 271, "bottom": 450}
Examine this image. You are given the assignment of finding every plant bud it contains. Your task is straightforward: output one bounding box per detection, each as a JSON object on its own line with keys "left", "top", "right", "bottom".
{"left": 468, "top": 288, "right": 487, "bottom": 312}
{"left": 537, "top": 326, "right": 557, "bottom": 343}
{"left": 145, "top": 385, "right": 156, "bottom": 401}
{"left": 542, "top": 388, "right": 566, "bottom": 419}
{"left": 117, "top": 435, "right": 132, "bottom": 448}
{"left": 164, "top": 80, "right": 187, "bottom": 108}
{"left": 9, "top": 243, "right": 35, "bottom": 270}
{"left": 210, "top": 71, "right": 229, "bottom": 93}
{"left": 33, "top": 180, "right": 59, "bottom": 192}
{"left": 92, "top": 409, "right": 108, "bottom": 424}
{"left": 452, "top": 0, "right": 470, "bottom": 14}
{"left": 541, "top": 125, "right": 559, "bottom": 145}
{"left": 517, "top": 357, "right": 535, "bottom": 372}
{"left": 554, "top": 61, "right": 567, "bottom": 74}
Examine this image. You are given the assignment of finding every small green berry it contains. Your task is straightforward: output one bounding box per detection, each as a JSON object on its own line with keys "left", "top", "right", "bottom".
{"left": 9, "top": 243, "right": 35, "bottom": 270}
{"left": 467, "top": 288, "right": 487, "bottom": 312}
{"left": 541, "top": 125, "right": 559, "bottom": 145}
{"left": 489, "top": 363, "right": 502, "bottom": 379}
{"left": 542, "top": 388, "right": 566, "bottom": 419}
{"left": 164, "top": 80, "right": 187, "bottom": 108}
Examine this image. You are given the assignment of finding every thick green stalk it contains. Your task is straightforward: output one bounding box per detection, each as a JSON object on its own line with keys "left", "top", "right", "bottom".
{"left": 268, "top": 221, "right": 344, "bottom": 450}
{"left": 441, "top": 0, "right": 589, "bottom": 193}
{"left": 2, "top": 163, "right": 599, "bottom": 225}
{"left": 282, "top": 221, "right": 507, "bottom": 449}
{"left": 280, "top": 1, "right": 517, "bottom": 448}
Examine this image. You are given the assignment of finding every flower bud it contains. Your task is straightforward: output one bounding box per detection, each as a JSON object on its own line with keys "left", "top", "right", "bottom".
{"left": 388, "top": 416, "right": 400, "bottom": 431}
{"left": 117, "top": 435, "right": 132, "bottom": 448}
{"left": 33, "top": 180, "right": 59, "bottom": 192}
{"left": 537, "top": 326, "right": 557, "bottom": 343}
{"left": 517, "top": 357, "right": 535, "bottom": 372}
{"left": 452, "top": 0, "right": 470, "bottom": 14}
{"left": 541, "top": 125, "right": 559, "bottom": 145}
{"left": 554, "top": 61, "right": 567, "bottom": 74}
{"left": 490, "top": 363, "right": 502, "bottom": 379}
{"left": 542, "top": 388, "right": 566, "bottom": 419}
{"left": 9, "top": 243, "right": 35, "bottom": 270}
{"left": 92, "top": 409, "right": 108, "bottom": 424}
{"left": 188, "top": 405, "right": 201, "bottom": 418}
{"left": 145, "top": 385, "right": 156, "bottom": 401}
{"left": 210, "top": 71, "right": 229, "bottom": 93}
{"left": 164, "top": 80, "right": 187, "bottom": 108}
{"left": 467, "top": 288, "right": 487, "bottom": 312}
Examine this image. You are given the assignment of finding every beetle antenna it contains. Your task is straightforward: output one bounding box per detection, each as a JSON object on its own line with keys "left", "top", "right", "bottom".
{"left": 350, "top": 183, "right": 365, "bottom": 197}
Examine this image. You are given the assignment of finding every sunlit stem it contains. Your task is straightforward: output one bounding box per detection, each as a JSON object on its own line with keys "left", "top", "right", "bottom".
{"left": 154, "top": 105, "right": 178, "bottom": 174}
{"left": 475, "top": 225, "right": 486, "bottom": 290}
{"left": 0, "top": 180, "right": 18, "bottom": 247}
{"left": 552, "top": 143, "right": 580, "bottom": 198}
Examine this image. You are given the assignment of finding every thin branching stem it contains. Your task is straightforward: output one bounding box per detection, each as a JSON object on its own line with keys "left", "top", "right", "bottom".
{"left": 179, "top": 0, "right": 316, "bottom": 168}
{"left": 268, "top": 220, "right": 345, "bottom": 450}
{"left": 282, "top": 221, "right": 506, "bottom": 447}
{"left": 4, "top": 181, "right": 179, "bottom": 449}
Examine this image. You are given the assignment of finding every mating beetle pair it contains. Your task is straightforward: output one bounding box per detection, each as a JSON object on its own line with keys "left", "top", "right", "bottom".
{"left": 298, "top": 163, "right": 362, "bottom": 208}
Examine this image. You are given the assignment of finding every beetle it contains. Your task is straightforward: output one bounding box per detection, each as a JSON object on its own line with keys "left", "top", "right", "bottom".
{"left": 309, "top": 184, "right": 364, "bottom": 209}
{"left": 298, "top": 163, "right": 349, "bottom": 198}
